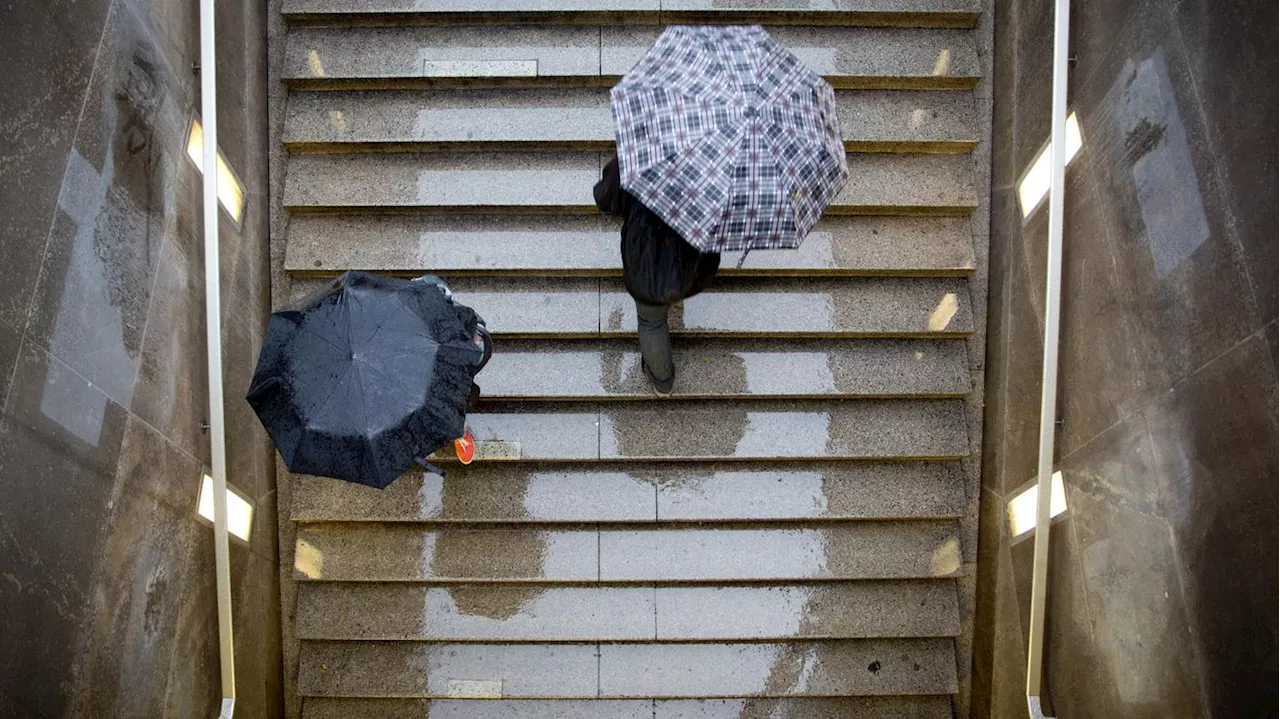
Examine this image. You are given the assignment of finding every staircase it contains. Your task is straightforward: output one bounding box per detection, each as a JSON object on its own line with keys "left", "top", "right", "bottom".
{"left": 267, "top": 1, "right": 991, "bottom": 716}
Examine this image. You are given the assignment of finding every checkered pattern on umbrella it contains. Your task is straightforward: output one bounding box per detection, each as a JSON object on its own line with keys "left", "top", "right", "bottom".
{"left": 610, "top": 25, "right": 848, "bottom": 253}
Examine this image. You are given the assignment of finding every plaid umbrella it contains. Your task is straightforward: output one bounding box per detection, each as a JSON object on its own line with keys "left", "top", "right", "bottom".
{"left": 610, "top": 25, "right": 848, "bottom": 253}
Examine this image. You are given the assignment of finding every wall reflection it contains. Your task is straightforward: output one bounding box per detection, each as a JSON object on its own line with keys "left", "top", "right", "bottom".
{"left": 1110, "top": 51, "right": 1209, "bottom": 279}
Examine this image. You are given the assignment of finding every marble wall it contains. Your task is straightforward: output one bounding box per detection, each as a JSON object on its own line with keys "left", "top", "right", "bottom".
{"left": 972, "top": 0, "right": 1277, "bottom": 716}
{"left": 0, "top": 0, "right": 280, "bottom": 715}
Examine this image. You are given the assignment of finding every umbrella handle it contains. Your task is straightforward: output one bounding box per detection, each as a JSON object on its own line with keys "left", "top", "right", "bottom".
{"left": 735, "top": 247, "right": 751, "bottom": 270}
{"left": 476, "top": 326, "right": 494, "bottom": 370}
{"left": 415, "top": 457, "right": 446, "bottom": 478}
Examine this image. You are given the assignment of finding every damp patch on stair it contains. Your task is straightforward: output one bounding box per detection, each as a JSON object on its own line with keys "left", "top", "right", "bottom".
{"left": 475, "top": 441, "right": 522, "bottom": 460}
{"left": 295, "top": 539, "right": 325, "bottom": 579}
{"left": 929, "top": 537, "right": 961, "bottom": 576}
{"left": 927, "top": 292, "right": 959, "bottom": 331}
{"left": 424, "top": 60, "right": 538, "bottom": 78}
{"left": 429, "top": 441, "right": 522, "bottom": 462}
{"left": 447, "top": 679, "right": 503, "bottom": 698}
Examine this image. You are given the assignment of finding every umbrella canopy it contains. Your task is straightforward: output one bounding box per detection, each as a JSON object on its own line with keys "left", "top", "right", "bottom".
{"left": 246, "top": 271, "right": 487, "bottom": 488}
{"left": 610, "top": 25, "right": 848, "bottom": 253}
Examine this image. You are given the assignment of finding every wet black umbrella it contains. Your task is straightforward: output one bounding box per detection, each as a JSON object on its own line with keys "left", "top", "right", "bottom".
{"left": 247, "top": 271, "right": 490, "bottom": 488}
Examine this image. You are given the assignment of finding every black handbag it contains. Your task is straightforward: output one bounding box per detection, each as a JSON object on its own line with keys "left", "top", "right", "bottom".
{"left": 621, "top": 209, "right": 702, "bottom": 306}
{"left": 596, "top": 157, "right": 719, "bottom": 306}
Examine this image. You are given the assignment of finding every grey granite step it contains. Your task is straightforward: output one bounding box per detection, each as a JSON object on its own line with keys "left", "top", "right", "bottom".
{"left": 282, "top": 152, "right": 978, "bottom": 215}
{"left": 283, "top": 89, "right": 979, "bottom": 154}
{"left": 651, "top": 697, "right": 953, "bottom": 719}
{"left": 281, "top": 0, "right": 979, "bottom": 29}
{"left": 283, "top": 26, "right": 980, "bottom": 90}
{"left": 475, "top": 339, "right": 971, "bottom": 399}
{"left": 283, "top": 215, "right": 977, "bottom": 277}
{"left": 286, "top": 277, "right": 975, "bottom": 339}
{"left": 302, "top": 696, "right": 955, "bottom": 719}
{"left": 297, "top": 638, "right": 958, "bottom": 697}
{"left": 595, "top": 278, "right": 975, "bottom": 338}
{"left": 291, "top": 462, "right": 966, "bottom": 522}
{"left": 413, "top": 398, "right": 968, "bottom": 461}
{"left": 292, "top": 520, "right": 962, "bottom": 582}
{"left": 295, "top": 580, "right": 960, "bottom": 641}
{"left": 606, "top": 26, "right": 980, "bottom": 90}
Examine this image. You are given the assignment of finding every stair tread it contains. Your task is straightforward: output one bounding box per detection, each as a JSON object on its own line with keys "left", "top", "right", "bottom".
{"left": 284, "top": 26, "right": 979, "bottom": 90}
{"left": 296, "top": 581, "right": 961, "bottom": 641}
{"left": 283, "top": 88, "right": 979, "bottom": 153}
{"left": 302, "top": 696, "right": 956, "bottom": 719}
{"left": 277, "top": 1, "right": 983, "bottom": 708}
{"left": 287, "top": 277, "right": 974, "bottom": 338}
{"left": 281, "top": 0, "right": 979, "bottom": 28}
{"left": 293, "top": 520, "right": 962, "bottom": 582}
{"left": 603, "top": 26, "right": 979, "bottom": 87}
{"left": 282, "top": 152, "right": 979, "bottom": 214}
{"left": 292, "top": 461, "right": 966, "bottom": 522}
{"left": 283, "top": 215, "right": 977, "bottom": 277}
{"left": 297, "top": 638, "right": 959, "bottom": 697}
{"left": 475, "top": 339, "right": 971, "bottom": 399}
{"left": 410, "top": 398, "right": 969, "bottom": 461}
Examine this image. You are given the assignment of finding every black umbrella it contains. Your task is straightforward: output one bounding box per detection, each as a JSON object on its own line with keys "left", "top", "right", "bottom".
{"left": 247, "top": 271, "right": 490, "bottom": 488}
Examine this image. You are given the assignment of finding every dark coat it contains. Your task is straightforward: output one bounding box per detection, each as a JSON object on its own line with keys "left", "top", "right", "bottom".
{"left": 593, "top": 157, "right": 720, "bottom": 307}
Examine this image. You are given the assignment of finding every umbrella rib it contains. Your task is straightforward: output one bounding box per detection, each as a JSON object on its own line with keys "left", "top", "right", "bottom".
{"left": 704, "top": 122, "right": 750, "bottom": 245}
{"left": 757, "top": 118, "right": 804, "bottom": 243}
{"left": 294, "top": 317, "right": 352, "bottom": 355}
{"left": 348, "top": 357, "right": 389, "bottom": 484}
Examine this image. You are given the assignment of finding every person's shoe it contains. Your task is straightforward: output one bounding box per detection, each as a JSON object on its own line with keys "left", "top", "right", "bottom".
{"left": 453, "top": 426, "right": 476, "bottom": 465}
{"left": 642, "top": 359, "right": 674, "bottom": 398}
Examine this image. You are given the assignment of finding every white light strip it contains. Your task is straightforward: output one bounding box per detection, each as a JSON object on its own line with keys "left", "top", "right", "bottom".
{"left": 1018, "top": 112, "right": 1083, "bottom": 218}
{"left": 185, "top": 119, "right": 246, "bottom": 225}
{"left": 1007, "top": 471, "right": 1068, "bottom": 537}
{"left": 199, "top": 474, "right": 255, "bottom": 542}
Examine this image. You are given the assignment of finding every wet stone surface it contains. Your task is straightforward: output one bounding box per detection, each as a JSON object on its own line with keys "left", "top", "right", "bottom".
{"left": 282, "top": 87, "right": 978, "bottom": 151}
{"left": 478, "top": 338, "right": 970, "bottom": 399}
{"left": 292, "top": 460, "right": 966, "bottom": 523}
{"left": 299, "top": 697, "right": 956, "bottom": 718}
{"left": 284, "top": 26, "right": 603, "bottom": 81}
{"left": 597, "top": 639, "right": 958, "bottom": 697}
{"left": 284, "top": 214, "right": 976, "bottom": 276}
{"left": 271, "top": 0, "right": 992, "bottom": 713}
{"left": 294, "top": 520, "right": 963, "bottom": 582}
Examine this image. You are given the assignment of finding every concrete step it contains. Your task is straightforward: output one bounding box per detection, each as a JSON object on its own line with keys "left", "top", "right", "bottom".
{"left": 295, "top": 580, "right": 961, "bottom": 641}
{"left": 417, "top": 398, "right": 969, "bottom": 461}
{"left": 282, "top": 152, "right": 979, "bottom": 215}
{"left": 291, "top": 461, "right": 966, "bottom": 522}
{"left": 297, "top": 638, "right": 959, "bottom": 697}
{"left": 281, "top": 0, "right": 980, "bottom": 29}
{"left": 302, "top": 696, "right": 955, "bottom": 719}
{"left": 286, "top": 277, "right": 974, "bottom": 339}
{"left": 474, "top": 339, "right": 971, "bottom": 400}
{"left": 283, "top": 26, "right": 980, "bottom": 90}
{"left": 283, "top": 88, "right": 979, "bottom": 154}
{"left": 284, "top": 215, "right": 977, "bottom": 277}
{"left": 292, "top": 520, "right": 962, "bottom": 582}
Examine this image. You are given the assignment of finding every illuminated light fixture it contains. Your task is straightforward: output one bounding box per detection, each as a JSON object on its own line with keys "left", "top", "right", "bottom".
{"left": 198, "top": 474, "right": 255, "bottom": 542}
{"left": 1017, "top": 112, "right": 1084, "bottom": 218}
{"left": 1007, "top": 471, "right": 1068, "bottom": 537}
{"left": 185, "top": 118, "right": 246, "bottom": 227}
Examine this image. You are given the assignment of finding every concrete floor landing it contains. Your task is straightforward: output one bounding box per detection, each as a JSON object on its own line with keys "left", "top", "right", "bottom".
{"left": 267, "top": 2, "right": 995, "bottom": 716}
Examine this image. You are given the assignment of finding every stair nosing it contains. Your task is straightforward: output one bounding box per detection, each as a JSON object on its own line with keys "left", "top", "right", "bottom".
{"left": 293, "top": 633, "right": 962, "bottom": 642}
{"left": 280, "top": 10, "right": 981, "bottom": 31}
{"left": 282, "top": 75, "right": 981, "bottom": 92}
{"left": 282, "top": 139, "right": 981, "bottom": 155}
{"left": 282, "top": 205, "right": 980, "bottom": 217}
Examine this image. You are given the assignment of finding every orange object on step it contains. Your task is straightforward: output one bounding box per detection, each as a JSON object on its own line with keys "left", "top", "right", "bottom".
{"left": 453, "top": 426, "right": 475, "bottom": 465}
